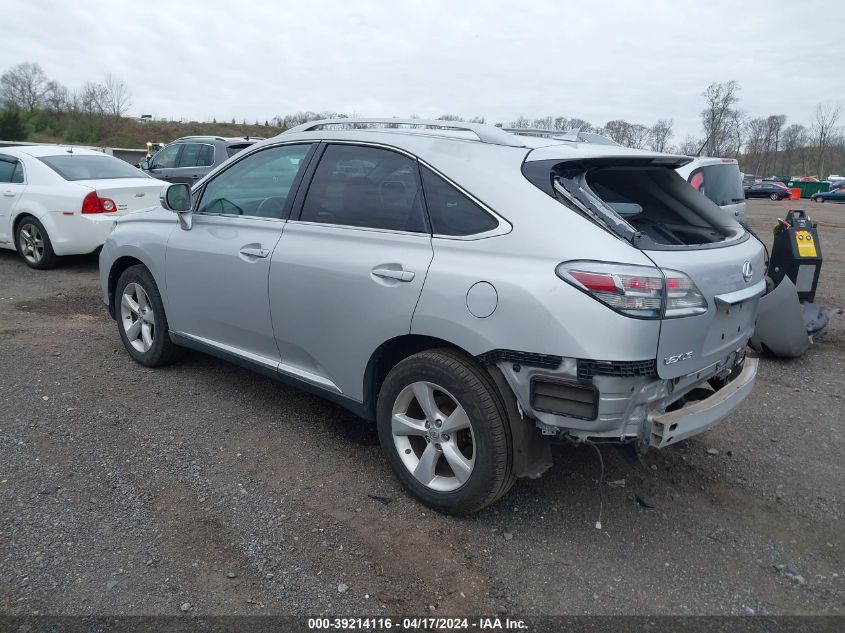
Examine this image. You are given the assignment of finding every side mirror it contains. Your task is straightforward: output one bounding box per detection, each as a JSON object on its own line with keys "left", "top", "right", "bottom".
{"left": 140, "top": 159, "right": 151, "bottom": 170}
{"left": 160, "top": 183, "right": 193, "bottom": 230}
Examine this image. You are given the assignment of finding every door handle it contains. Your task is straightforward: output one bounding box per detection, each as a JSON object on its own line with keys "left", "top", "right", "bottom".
{"left": 239, "top": 247, "right": 270, "bottom": 258}
{"left": 192, "top": 175, "right": 200, "bottom": 179}
{"left": 372, "top": 267, "right": 415, "bottom": 282}
{"left": 2, "top": 191, "right": 15, "bottom": 197}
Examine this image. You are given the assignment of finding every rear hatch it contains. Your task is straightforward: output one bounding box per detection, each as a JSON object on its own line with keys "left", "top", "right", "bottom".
{"left": 75, "top": 178, "right": 164, "bottom": 215}
{"left": 524, "top": 150, "right": 766, "bottom": 379}
{"left": 643, "top": 239, "right": 765, "bottom": 378}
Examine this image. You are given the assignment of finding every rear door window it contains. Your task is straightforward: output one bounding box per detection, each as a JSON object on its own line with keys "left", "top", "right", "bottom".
{"left": 177, "top": 143, "right": 205, "bottom": 168}
{"left": 299, "top": 144, "right": 427, "bottom": 233}
{"left": 0, "top": 158, "right": 20, "bottom": 183}
{"left": 420, "top": 167, "right": 498, "bottom": 236}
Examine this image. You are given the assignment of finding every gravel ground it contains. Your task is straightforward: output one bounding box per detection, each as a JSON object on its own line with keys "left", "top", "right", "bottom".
{"left": 0, "top": 199, "right": 843, "bottom": 617}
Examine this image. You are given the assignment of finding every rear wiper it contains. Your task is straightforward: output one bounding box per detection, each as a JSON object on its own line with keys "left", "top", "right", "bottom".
{"left": 553, "top": 177, "right": 641, "bottom": 244}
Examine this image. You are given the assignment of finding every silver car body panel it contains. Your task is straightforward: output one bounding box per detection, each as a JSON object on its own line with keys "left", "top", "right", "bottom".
{"left": 748, "top": 277, "right": 811, "bottom": 358}
{"left": 99, "top": 121, "right": 764, "bottom": 450}
{"left": 643, "top": 238, "right": 766, "bottom": 379}
{"left": 166, "top": 213, "right": 286, "bottom": 362}
{"left": 269, "top": 222, "right": 434, "bottom": 400}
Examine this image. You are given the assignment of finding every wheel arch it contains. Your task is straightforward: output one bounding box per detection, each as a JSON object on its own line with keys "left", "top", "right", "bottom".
{"left": 107, "top": 255, "right": 148, "bottom": 319}
{"left": 363, "top": 334, "right": 552, "bottom": 478}
{"left": 362, "top": 334, "right": 466, "bottom": 421}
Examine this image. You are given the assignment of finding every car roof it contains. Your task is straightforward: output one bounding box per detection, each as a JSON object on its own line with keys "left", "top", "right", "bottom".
{"left": 0, "top": 145, "right": 109, "bottom": 158}
{"left": 263, "top": 119, "right": 691, "bottom": 168}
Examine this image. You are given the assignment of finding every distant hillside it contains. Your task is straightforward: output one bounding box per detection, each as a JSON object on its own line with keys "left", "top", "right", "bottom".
{"left": 30, "top": 118, "right": 281, "bottom": 149}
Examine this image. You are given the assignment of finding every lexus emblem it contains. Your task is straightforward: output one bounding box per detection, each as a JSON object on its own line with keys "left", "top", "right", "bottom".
{"left": 741, "top": 261, "right": 753, "bottom": 282}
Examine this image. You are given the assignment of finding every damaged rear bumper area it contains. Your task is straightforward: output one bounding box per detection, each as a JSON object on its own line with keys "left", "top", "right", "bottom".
{"left": 494, "top": 351, "right": 756, "bottom": 449}
{"left": 649, "top": 356, "right": 757, "bottom": 447}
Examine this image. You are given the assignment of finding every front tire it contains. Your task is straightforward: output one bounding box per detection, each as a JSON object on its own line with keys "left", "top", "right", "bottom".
{"left": 15, "top": 217, "right": 59, "bottom": 269}
{"left": 376, "top": 348, "right": 514, "bottom": 515}
{"left": 115, "top": 265, "right": 181, "bottom": 367}
{"left": 770, "top": 192, "right": 780, "bottom": 201}
{"left": 815, "top": 196, "right": 824, "bottom": 203}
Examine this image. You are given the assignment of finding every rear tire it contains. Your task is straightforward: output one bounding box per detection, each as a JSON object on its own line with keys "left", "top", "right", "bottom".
{"left": 15, "top": 217, "right": 59, "bottom": 269}
{"left": 115, "top": 265, "right": 181, "bottom": 367}
{"left": 769, "top": 192, "right": 779, "bottom": 201}
{"left": 376, "top": 348, "right": 515, "bottom": 515}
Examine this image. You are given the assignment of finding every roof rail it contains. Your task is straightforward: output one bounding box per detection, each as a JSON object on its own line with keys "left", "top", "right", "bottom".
{"left": 503, "top": 128, "right": 621, "bottom": 146}
{"left": 172, "top": 135, "right": 228, "bottom": 142}
{"left": 283, "top": 118, "right": 527, "bottom": 148}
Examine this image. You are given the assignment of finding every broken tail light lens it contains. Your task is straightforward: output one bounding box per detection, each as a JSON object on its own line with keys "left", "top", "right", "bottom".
{"left": 556, "top": 262, "right": 707, "bottom": 319}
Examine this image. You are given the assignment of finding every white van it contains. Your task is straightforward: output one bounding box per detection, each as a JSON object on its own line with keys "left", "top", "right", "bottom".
{"left": 677, "top": 157, "right": 746, "bottom": 223}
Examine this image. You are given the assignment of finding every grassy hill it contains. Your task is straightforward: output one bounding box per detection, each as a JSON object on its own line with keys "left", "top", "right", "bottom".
{"left": 28, "top": 116, "right": 281, "bottom": 149}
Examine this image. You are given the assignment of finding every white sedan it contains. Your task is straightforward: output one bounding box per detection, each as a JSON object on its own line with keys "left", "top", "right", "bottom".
{"left": 0, "top": 146, "right": 165, "bottom": 269}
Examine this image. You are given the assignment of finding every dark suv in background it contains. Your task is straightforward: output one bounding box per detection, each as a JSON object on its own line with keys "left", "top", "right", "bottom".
{"left": 140, "top": 136, "right": 261, "bottom": 184}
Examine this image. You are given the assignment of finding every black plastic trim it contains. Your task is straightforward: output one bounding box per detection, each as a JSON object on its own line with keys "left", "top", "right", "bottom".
{"left": 530, "top": 376, "right": 598, "bottom": 421}
{"left": 577, "top": 358, "right": 657, "bottom": 381}
{"left": 476, "top": 349, "right": 563, "bottom": 369}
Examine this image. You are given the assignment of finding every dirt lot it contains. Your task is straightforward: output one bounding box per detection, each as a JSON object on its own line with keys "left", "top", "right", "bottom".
{"left": 0, "top": 199, "right": 843, "bottom": 617}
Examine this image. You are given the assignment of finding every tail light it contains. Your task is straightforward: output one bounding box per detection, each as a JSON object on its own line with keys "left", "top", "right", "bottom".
{"left": 81, "top": 191, "right": 117, "bottom": 214}
{"left": 556, "top": 261, "right": 707, "bottom": 319}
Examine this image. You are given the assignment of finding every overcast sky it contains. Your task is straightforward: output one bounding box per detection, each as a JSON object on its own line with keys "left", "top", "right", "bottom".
{"left": 2, "top": 0, "right": 843, "bottom": 140}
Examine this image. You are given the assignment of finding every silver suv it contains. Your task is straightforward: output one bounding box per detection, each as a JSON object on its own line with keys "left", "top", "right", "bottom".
{"left": 99, "top": 119, "right": 764, "bottom": 514}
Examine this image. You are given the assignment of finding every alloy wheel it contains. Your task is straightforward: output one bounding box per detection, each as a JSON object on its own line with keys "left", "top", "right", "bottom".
{"left": 18, "top": 223, "right": 45, "bottom": 265}
{"left": 120, "top": 283, "right": 155, "bottom": 353}
{"left": 391, "top": 381, "right": 475, "bottom": 492}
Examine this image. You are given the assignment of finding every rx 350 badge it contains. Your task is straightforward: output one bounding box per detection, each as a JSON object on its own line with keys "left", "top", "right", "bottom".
{"left": 664, "top": 351, "right": 694, "bottom": 365}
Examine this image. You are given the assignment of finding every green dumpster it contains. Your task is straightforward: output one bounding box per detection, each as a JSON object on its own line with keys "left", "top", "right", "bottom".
{"left": 786, "top": 181, "right": 831, "bottom": 198}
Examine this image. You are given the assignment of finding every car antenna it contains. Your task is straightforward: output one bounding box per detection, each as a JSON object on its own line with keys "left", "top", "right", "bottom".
{"left": 67, "top": 147, "right": 73, "bottom": 154}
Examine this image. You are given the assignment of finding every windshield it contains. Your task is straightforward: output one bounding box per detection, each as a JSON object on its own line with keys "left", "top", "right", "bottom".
{"left": 39, "top": 155, "right": 149, "bottom": 181}
{"left": 687, "top": 163, "right": 744, "bottom": 207}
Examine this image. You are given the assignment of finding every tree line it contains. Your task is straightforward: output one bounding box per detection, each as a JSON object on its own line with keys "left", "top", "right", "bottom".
{"left": 2, "top": 62, "right": 843, "bottom": 177}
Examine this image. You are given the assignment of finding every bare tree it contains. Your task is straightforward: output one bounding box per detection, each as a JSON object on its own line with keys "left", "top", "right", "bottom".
{"left": 567, "top": 118, "right": 594, "bottom": 133}
{"left": 602, "top": 119, "right": 632, "bottom": 145}
{"left": 437, "top": 114, "right": 464, "bottom": 121}
{"left": 648, "top": 119, "right": 673, "bottom": 152}
{"left": 43, "top": 80, "right": 69, "bottom": 112}
{"left": 104, "top": 74, "right": 132, "bottom": 117}
{"left": 780, "top": 123, "right": 807, "bottom": 177}
{"left": 676, "top": 135, "right": 702, "bottom": 155}
{"left": 628, "top": 124, "right": 650, "bottom": 149}
{"left": 810, "top": 101, "right": 842, "bottom": 178}
{"left": 509, "top": 116, "right": 531, "bottom": 129}
{"left": 743, "top": 117, "right": 769, "bottom": 174}
{"left": 78, "top": 81, "right": 109, "bottom": 115}
{"left": 700, "top": 80, "right": 741, "bottom": 156}
{"left": 0, "top": 62, "right": 49, "bottom": 111}
{"left": 601, "top": 120, "right": 649, "bottom": 148}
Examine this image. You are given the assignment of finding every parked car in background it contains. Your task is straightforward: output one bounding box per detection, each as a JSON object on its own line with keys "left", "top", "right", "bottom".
{"left": 745, "top": 181, "right": 792, "bottom": 200}
{"left": 676, "top": 157, "right": 746, "bottom": 222}
{"left": 0, "top": 146, "right": 164, "bottom": 269}
{"left": 100, "top": 118, "right": 764, "bottom": 514}
{"left": 813, "top": 185, "right": 845, "bottom": 203}
{"left": 139, "top": 136, "right": 261, "bottom": 185}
